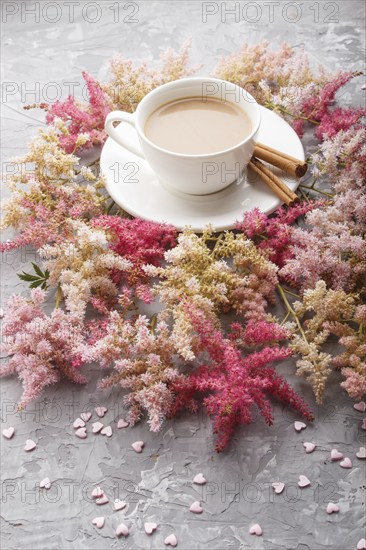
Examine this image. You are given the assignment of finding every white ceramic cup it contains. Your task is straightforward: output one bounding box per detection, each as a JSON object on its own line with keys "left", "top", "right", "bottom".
{"left": 105, "top": 77, "right": 261, "bottom": 195}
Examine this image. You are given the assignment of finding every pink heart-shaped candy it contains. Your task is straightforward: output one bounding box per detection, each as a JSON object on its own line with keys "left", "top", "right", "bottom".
{"left": 340, "top": 457, "right": 352, "bottom": 469}
{"left": 357, "top": 539, "right": 366, "bottom": 550}
{"left": 92, "top": 422, "right": 103, "bottom": 434}
{"left": 92, "top": 516, "right": 105, "bottom": 529}
{"left": 354, "top": 401, "right": 366, "bottom": 412}
{"left": 117, "top": 418, "right": 129, "bottom": 429}
{"left": 330, "top": 449, "right": 343, "bottom": 461}
{"left": 91, "top": 486, "right": 103, "bottom": 499}
{"left": 356, "top": 447, "right": 366, "bottom": 459}
{"left": 96, "top": 494, "right": 109, "bottom": 505}
{"left": 294, "top": 421, "right": 306, "bottom": 432}
{"left": 326, "top": 502, "right": 339, "bottom": 514}
{"left": 298, "top": 475, "right": 311, "bottom": 488}
{"left": 24, "top": 439, "right": 36, "bottom": 451}
{"left": 164, "top": 534, "right": 177, "bottom": 547}
{"left": 39, "top": 477, "right": 51, "bottom": 489}
{"left": 114, "top": 499, "right": 127, "bottom": 511}
{"left": 144, "top": 522, "right": 157, "bottom": 535}
{"left": 95, "top": 406, "right": 107, "bottom": 418}
{"left": 303, "top": 442, "right": 316, "bottom": 453}
{"left": 272, "top": 482, "right": 285, "bottom": 494}
{"left": 73, "top": 417, "right": 85, "bottom": 429}
{"left": 193, "top": 473, "right": 206, "bottom": 485}
{"left": 75, "top": 427, "right": 87, "bottom": 439}
{"left": 132, "top": 441, "right": 144, "bottom": 453}
{"left": 80, "top": 412, "right": 92, "bottom": 423}
{"left": 101, "top": 426, "right": 112, "bottom": 437}
{"left": 2, "top": 427, "right": 15, "bottom": 439}
{"left": 189, "top": 501, "right": 203, "bottom": 514}
{"left": 249, "top": 524, "right": 263, "bottom": 536}
{"left": 115, "top": 522, "right": 129, "bottom": 537}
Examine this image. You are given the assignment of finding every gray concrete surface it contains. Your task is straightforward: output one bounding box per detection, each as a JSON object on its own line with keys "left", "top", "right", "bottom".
{"left": 1, "top": 2, "right": 365, "bottom": 549}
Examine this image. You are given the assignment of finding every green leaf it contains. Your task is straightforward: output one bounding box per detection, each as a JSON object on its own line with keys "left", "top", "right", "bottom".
{"left": 18, "top": 272, "right": 40, "bottom": 282}
{"left": 32, "top": 262, "right": 45, "bottom": 278}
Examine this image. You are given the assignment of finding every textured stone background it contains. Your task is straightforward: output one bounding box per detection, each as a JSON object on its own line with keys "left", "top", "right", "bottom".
{"left": 1, "top": 2, "right": 365, "bottom": 549}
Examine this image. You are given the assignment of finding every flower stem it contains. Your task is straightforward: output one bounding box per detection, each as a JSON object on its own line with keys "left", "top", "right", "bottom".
{"left": 106, "top": 200, "right": 116, "bottom": 214}
{"left": 299, "top": 185, "right": 334, "bottom": 198}
{"left": 277, "top": 284, "right": 308, "bottom": 342}
{"left": 55, "top": 283, "right": 62, "bottom": 309}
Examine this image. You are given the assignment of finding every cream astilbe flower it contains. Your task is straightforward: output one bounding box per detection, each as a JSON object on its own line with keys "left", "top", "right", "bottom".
{"left": 144, "top": 228, "right": 278, "bottom": 360}
{"left": 39, "top": 221, "right": 131, "bottom": 317}
{"left": 291, "top": 280, "right": 365, "bottom": 402}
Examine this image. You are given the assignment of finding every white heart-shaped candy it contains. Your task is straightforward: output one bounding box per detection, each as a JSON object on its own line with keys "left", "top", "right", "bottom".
{"left": 75, "top": 427, "right": 87, "bottom": 439}
{"left": 303, "top": 442, "right": 316, "bottom": 453}
{"left": 95, "top": 406, "right": 107, "bottom": 418}
{"left": 272, "top": 482, "right": 285, "bottom": 494}
{"left": 114, "top": 499, "right": 127, "bottom": 511}
{"left": 356, "top": 447, "right": 366, "bottom": 459}
{"left": 164, "top": 534, "right": 177, "bottom": 547}
{"left": 294, "top": 421, "right": 306, "bottom": 432}
{"left": 80, "top": 412, "right": 92, "bottom": 422}
{"left": 91, "top": 486, "right": 103, "bottom": 499}
{"left": 330, "top": 449, "right": 343, "bottom": 461}
{"left": 193, "top": 473, "right": 206, "bottom": 485}
{"left": 24, "top": 439, "right": 36, "bottom": 451}
{"left": 132, "top": 440, "right": 144, "bottom": 453}
{"left": 189, "top": 501, "right": 203, "bottom": 514}
{"left": 144, "top": 522, "right": 157, "bottom": 535}
{"left": 2, "top": 427, "right": 15, "bottom": 439}
{"left": 39, "top": 477, "right": 51, "bottom": 489}
{"left": 249, "top": 524, "right": 262, "bottom": 536}
{"left": 73, "top": 417, "right": 85, "bottom": 429}
{"left": 101, "top": 426, "right": 112, "bottom": 437}
{"left": 92, "top": 422, "right": 104, "bottom": 434}
{"left": 357, "top": 538, "right": 366, "bottom": 550}
{"left": 326, "top": 502, "right": 339, "bottom": 514}
{"left": 96, "top": 494, "right": 109, "bottom": 505}
{"left": 117, "top": 418, "right": 129, "bottom": 429}
{"left": 298, "top": 475, "right": 311, "bottom": 488}
{"left": 0, "top": 308, "right": 4, "bottom": 318}
{"left": 92, "top": 516, "right": 105, "bottom": 529}
{"left": 340, "top": 457, "right": 352, "bottom": 469}
{"left": 354, "top": 401, "right": 366, "bottom": 412}
{"left": 115, "top": 522, "right": 129, "bottom": 537}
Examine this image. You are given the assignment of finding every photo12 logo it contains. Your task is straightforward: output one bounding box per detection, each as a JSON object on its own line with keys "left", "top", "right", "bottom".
{"left": 202, "top": 2, "right": 340, "bottom": 24}
{"left": 1, "top": 2, "right": 140, "bottom": 24}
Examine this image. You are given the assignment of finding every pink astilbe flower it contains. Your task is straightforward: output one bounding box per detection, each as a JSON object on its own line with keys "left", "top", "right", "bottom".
{"left": 79, "top": 313, "right": 185, "bottom": 432}
{"left": 229, "top": 320, "right": 290, "bottom": 346}
{"left": 93, "top": 216, "right": 177, "bottom": 300}
{"left": 235, "top": 202, "right": 320, "bottom": 269}
{"left": 172, "top": 307, "right": 313, "bottom": 452}
{"left": 45, "top": 72, "right": 112, "bottom": 153}
{"left": 0, "top": 289, "right": 86, "bottom": 408}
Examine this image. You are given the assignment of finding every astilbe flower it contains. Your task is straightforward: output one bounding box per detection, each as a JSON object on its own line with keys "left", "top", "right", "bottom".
{"left": 1, "top": 125, "right": 105, "bottom": 252}
{"left": 78, "top": 311, "right": 186, "bottom": 432}
{"left": 93, "top": 216, "right": 177, "bottom": 301}
{"left": 39, "top": 221, "right": 132, "bottom": 317}
{"left": 290, "top": 281, "right": 366, "bottom": 402}
{"left": 235, "top": 202, "right": 320, "bottom": 269}
{"left": 171, "top": 307, "right": 313, "bottom": 452}
{"left": 144, "top": 228, "right": 279, "bottom": 360}
{"left": 0, "top": 289, "right": 86, "bottom": 408}
{"left": 45, "top": 72, "right": 113, "bottom": 153}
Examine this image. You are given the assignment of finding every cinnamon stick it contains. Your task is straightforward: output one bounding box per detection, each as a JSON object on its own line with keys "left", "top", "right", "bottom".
{"left": 254, "top": 142, "right": 308, "bottom": 178}
{"left": 249, "top": 158, "right": 299, "bottom": 206}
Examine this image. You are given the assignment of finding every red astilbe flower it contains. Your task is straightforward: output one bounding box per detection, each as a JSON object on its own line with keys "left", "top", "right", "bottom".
{"left": 45, "top": 72, "right": 112, "bottom": 153}
{"left": 171, "top": 307, "right": 313, "bottom": 452}
{"left": 93, "top": 216, "right": 177, "bottom": 301}
{"left": 235, "top": 202, "right": 320, "bottom": 269}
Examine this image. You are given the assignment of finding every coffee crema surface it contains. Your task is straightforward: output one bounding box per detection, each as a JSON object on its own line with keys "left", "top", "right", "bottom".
{"left": 144, "top": 97, "right": 252, "bottom": 155}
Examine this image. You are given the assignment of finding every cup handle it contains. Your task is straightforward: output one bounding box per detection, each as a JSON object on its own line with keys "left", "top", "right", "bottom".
{"left": 105, "top": 111, "right": 144, "bottom": 158}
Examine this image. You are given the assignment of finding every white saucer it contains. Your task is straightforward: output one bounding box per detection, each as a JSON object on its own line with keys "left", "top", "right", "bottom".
{"left": 100, "top": 106, "right": 304, "bottom": 231}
